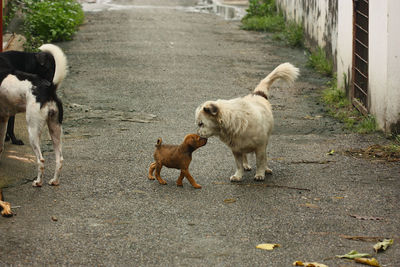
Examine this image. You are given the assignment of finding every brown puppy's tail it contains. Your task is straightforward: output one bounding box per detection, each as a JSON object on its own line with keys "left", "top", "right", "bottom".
{"left": 155, "top": 138, "right": 162, "bottom": 148}
{"left": 254, "top": 62, "right": 299, "bottom": 95}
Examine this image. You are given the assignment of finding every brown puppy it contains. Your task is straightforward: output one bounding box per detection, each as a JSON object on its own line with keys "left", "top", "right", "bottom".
{"left": 148, "top": 134, "right": 207, "bottom": 189}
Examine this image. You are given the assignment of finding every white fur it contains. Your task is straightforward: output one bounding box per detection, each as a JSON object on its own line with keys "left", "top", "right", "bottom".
{"left": 195, "top": 62, "right": 299, "bottom": 181}
{"left": 0, "top": 44, "right": 67, "bottom": 186}
{"left": 39, "top": 44, "right": 68, "bottom": 88}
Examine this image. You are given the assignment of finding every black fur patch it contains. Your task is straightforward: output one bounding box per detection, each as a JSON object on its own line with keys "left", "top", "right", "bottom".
{"left": 252, "top": 91, "right": 268, "bottom": 100}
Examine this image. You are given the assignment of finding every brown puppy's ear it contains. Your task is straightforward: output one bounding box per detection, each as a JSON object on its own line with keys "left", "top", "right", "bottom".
{"left": 203, "top": 103, "right": 218, "bottom": 116}
{"left": 156, "top": 138, "right": 162, "bottom": 147}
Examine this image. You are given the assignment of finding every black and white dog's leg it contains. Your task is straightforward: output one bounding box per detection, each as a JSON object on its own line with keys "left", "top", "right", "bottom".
{"left": 47, "top": 114, "right": 63, "bottom": 186}
{"left": 26, "top": 105, "right": 47, "bottom": 187}
{"left": 0, "top": 118, "right": 8, "bottom": 157}
{"left": 230, "top": 151, "right": 244, "bottom": 182}
{"left": 6, "top": 116, "right": 24, "bottom": 145}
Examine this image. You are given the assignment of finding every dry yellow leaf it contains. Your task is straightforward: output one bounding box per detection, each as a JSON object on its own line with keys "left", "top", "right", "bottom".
{"left": 354, "top": 257, "right": 380, "bottom": 267}
{"left": 256, "top": 243, "right": 280, "bottom": 250}
{"left": 293, "top": 261, "right": 328, "bottom": 267}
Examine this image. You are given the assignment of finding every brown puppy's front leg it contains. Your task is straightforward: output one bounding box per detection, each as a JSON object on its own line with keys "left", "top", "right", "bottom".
{"left": 148, "top": 162, "right": 156, "bottom": 180}
{"left": 182, "top": 170, "right": 202, "bottom": 189}
{"left": 154, "top": 164, "right": 167, "bottom": 185}
{"left": 176, "top": 171, "right": 185, "bottom": 187}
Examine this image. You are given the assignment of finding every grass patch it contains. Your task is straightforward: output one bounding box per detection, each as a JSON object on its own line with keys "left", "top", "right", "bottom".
{"left": 241, "top": 0, "right": 303, "bottom": 48}
{"left": 322, "top": 76, "right": 378, "bottom": 134}
{"left": 307, "top": 48, "right": 333, "bottom": 77}
{"left": 241, "top": 15, "right": 285, "bottom": 32}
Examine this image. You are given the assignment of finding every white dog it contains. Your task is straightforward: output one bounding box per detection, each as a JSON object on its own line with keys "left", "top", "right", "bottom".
{"left": 0, "top": 44, "right": 67, "bottom": 187}
{"left": 195, "top": 63, "right": 299, "bottom": 181}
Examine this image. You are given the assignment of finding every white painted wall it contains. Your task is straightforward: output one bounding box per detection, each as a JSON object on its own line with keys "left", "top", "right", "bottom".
{"left": 368, "top": 0, "right": 400, "bottom": 132}
{"left": 369, "top": 1, "right": 389, "bottom": 131}
{"left": 278, "top": 0, "right": 400, "bottom": 132}
{"left": 336, "top": 0, "right": 352, "bottom": 92}
{"left": 276, "top": 0, "right": 337, "bottom": 66}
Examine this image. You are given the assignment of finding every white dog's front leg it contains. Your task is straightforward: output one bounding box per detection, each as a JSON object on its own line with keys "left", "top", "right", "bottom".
{"left": 230, "top": 151, "right": 244, "bottom": 182}
{"left": 243, "top": 153, "right": 252, "bottom": 171}
{"left": 255, "top": 146, "right": 268, "bottom": 181}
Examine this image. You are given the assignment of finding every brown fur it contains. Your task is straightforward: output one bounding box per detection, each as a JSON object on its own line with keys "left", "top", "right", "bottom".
{"left": 0, "top": 189, "right": 13, "bottom": 217}
{"left": 148, "top": 134, "right": 207, "bottom": 189}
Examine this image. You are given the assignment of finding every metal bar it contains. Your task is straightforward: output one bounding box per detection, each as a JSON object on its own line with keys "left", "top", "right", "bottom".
{"left": 355, "top": 23, "right": 368, "bottom": 34}
{"left": 356, "top": 10, "right": 368, "bottom": 19}
{"left": 355, "top": 52, "right": 368, "bottom": 64}
{"left": 354, "top": 83, "right": 368, "bottom": 96}
{"left": 354, "top": 67, "right": 368, "bottom": 79}
{"left": 352, "top": 98, "right": 368, "bottom": 115}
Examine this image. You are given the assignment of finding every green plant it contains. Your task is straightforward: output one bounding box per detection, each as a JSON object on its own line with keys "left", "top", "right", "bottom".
{"left": 282, "top": 21, "right": 304, "bottom": 47}
{"left": 243, "top": 0, "right": 277, "bottom": 19}
{"left": 241, "top": 15, "right": 285, "bottom": 32}
{"left": 308, "top": 48, "right": 333, "bottom": 77}
{"left": 22, "top": 0, "right": 84, "bottom": 49}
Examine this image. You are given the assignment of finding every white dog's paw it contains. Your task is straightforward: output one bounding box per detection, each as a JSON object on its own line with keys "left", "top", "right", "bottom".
{"left": 265, "top": 168, "right": 273, "bottom": 174}
{"left": 49, "top": 179, "right": 60, "bottom": 186}
{"left": 243, "top": 164, "right": 252, "bottom": 171}
{"left": 230, "top": 175, "right": 242, "bottom": 182}
{"left": 254, "top": 174, "right": 265, "bottom": 181}
{"left": 32, "top": 179, "right": 43, "bottom": 187}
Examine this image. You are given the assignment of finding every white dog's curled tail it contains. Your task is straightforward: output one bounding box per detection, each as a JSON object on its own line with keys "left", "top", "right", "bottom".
{"left": 254, "top": 62, "right": 299, "bottom": 94}
{"left": 39, "top": 44, "right": 68, "bottom": 88}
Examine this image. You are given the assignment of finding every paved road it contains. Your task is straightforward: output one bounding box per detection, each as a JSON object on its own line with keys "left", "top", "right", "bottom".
{"left": 1, "top": 1, "right": 399, "bottom": 266}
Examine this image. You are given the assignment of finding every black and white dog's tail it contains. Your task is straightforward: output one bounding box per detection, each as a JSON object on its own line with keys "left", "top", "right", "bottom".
{"left": 39, "top": 44, "right": 68, "bottom": 89}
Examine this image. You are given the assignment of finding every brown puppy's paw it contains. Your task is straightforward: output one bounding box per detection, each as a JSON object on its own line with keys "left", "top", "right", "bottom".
{"left": 176, "top": 181, "right": 183, "bottom": 187}
{"left": 1, "top": 202, "right": 13, "bottom": 217}
{"left": 148, "top": 175, "right": 155, "bottom": 180}
{"left": 192, "top": 184, "right": 202, "bottom": 189}
{"left": 158, "top": 179, "right": 167, "bottom": 185}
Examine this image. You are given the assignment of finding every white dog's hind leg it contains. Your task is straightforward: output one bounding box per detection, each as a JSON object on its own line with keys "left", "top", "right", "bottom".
{"left": 255, "top": 146, "right": 268, "bottom": 181}
{"left": 230, "top": 151, "right": 244, "bottom": 182}
{"left": 243, "top": 153, "right": 252, "bottom": 171}
{"left": 0, "top": 119, "right": 7, "bottom": 157}
{"left": 26, "top": 107, "right": 46, "bottom": 187}
{"left": 47, "top": 119, "right": 63, "bottom": 186}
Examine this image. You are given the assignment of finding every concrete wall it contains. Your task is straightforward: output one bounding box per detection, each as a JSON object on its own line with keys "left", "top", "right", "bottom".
{"left": 275, "top": 0, "right": 338, "bottom": 68}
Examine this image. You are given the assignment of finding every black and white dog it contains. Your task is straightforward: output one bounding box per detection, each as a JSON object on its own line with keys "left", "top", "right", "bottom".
{"left": 0, "top": 44, "right": 67, "bottom": 187}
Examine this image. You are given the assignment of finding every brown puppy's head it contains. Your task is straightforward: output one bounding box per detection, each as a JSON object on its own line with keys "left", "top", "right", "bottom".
{"left": 183, "top": 134, "right": 207, "bottom": 151}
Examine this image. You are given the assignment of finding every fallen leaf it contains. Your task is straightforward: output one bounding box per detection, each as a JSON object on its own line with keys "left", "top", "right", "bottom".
{"left": 293, "top": 261, "right": 328, "bottom": 267}
{"left": 373, "top": 239, "right": 393, "bottom": 252}
{"left": 336, "top": 250, "right": 372, "bottom": 259}
{"left": 349, "top": 214, "right": 384, "bottom": 221}
{"left": 256, "top": 243, "right": 280, "bottom": 250}
{"left": 327, "top": 150, "right": 335, "bottom": 155}
{"left": 223, "top": 198, "right": 236, "bottom": 203}
{"left": 354, "top": 257, "right": 380, "bottom": 267}
{"left": 51, "top": 216, "right": 58, "bottom": 222}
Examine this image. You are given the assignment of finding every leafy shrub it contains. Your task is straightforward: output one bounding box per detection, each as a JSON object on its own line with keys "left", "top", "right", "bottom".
{"left": 244, "top": 0, "right": 277, "bottom": 19}
{"left": 283, "top": 21, "right": 304, "bottom": 47}
{"left": 22, "top": 0, "right": 84, "bottom": 48}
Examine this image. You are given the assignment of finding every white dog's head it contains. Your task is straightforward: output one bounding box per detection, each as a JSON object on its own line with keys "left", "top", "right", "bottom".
{"left": 195, "top": 101, "right": 221, "bottom": 138}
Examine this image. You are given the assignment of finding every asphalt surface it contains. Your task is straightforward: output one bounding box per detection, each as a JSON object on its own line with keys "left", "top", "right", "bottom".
{"left": 1, "top": 1, "right": 399, "bottom": 266}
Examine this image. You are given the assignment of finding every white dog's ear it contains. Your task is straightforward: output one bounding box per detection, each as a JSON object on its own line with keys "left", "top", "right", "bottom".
{"left": 203, "top": 103, "right": 218, "bottom": 116}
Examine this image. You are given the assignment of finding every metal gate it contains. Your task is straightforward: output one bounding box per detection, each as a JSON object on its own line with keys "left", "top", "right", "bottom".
{"left": 352, "top": 0, "right": 369, "bottom": 114}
